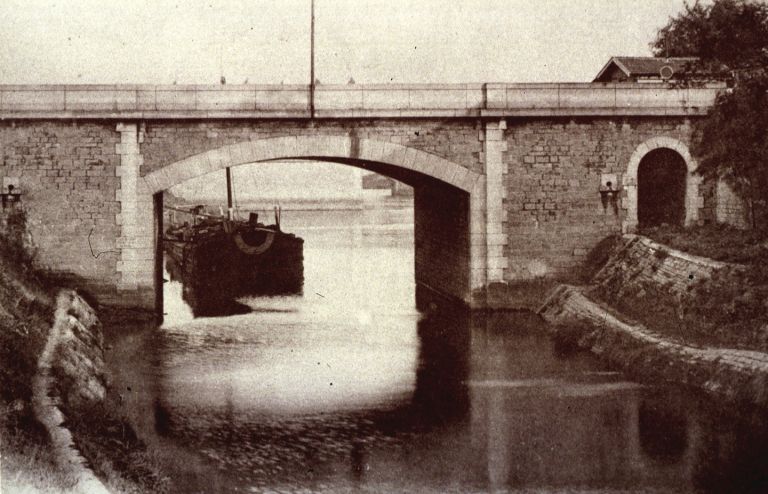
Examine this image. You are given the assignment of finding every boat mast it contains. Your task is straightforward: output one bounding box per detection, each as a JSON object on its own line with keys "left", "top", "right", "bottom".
{"left": 226, "top": 167, "right": 234, "bottom": 220}
{"left": 309, "top": 0, "right": 315, "bottom": 118}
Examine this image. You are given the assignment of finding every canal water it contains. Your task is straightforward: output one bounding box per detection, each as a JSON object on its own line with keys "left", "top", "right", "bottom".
{"left": 108, "top": 204, "right": 768, "bottom": 493}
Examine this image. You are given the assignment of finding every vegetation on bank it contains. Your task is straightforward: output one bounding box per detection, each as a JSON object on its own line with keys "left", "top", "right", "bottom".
{"left": 640, "top": 224, "right": 767, "bottom": 263}
{"left": 653, "top": 0, "right": 768, "bottom": 228}
{"left": 613, "top": 1, "right": 768, "bottom": 351}
{"left": 57, "top": 308, "right": 171, "bottom": 494}
{"left": 589, "top": 225, "right": 768, "bottom": 352}
{"left": 0, "top": 209, "right": 167, "bottom": 493}
{"left": 60, "top": 400, "right": 171, "bottom": 494}
{"left": 0, "top": 210, "right": 69, "bottom": 492}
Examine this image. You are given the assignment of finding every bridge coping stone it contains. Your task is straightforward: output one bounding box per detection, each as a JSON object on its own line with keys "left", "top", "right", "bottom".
{"left": 0, "top": 83, "right": 722, "bottom": 118}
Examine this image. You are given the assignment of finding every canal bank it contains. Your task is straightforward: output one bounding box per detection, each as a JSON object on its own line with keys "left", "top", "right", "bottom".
{"left": 0, "top": 211, "right": 167, "bottom": 493}
{"left": 539, "top": 233, "right": 768, "bottom": 416}
{"left": 6, "top": 206, "right": 768, "bottom": 492}
{"left": 97, "top": 210, "right": 768, "bottom": 492}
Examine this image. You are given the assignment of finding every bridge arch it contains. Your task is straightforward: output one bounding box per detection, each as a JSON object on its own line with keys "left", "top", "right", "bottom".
{"left": 136, "top": 135, "right": 486, "bottom": 314}
{"left": 141, "top": 135, "right": 480, "bottom": 194}
{"left": 621, "top": 136, "right": 701, "bottom": 232}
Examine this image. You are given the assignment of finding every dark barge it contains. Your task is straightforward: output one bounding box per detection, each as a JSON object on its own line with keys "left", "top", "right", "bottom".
{"left": 163, "top": 168, "right": 304, "bottom": 316}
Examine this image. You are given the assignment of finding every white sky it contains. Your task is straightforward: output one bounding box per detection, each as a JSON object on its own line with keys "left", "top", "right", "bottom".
{"left": 0, "top": 0, "right": 687, "bottom": 85}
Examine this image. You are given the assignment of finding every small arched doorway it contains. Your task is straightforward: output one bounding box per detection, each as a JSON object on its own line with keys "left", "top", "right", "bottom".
{"left": 637, "top": 148, "right": 687, "bottom": 227}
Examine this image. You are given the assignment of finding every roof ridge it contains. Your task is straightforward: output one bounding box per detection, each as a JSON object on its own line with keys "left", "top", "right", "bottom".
{"left": 613, "top": 55, "right": 698, "bottom": 60}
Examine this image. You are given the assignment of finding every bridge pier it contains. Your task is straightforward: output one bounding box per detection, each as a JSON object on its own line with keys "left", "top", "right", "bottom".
{"left": 481, "top": 120, "right": 509, "bottom": 284}
{"left": 115, "top": 123, "right": 155, "bottom": 308}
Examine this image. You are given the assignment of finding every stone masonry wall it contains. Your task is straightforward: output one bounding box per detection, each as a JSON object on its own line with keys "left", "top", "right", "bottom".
{"left": 716, "top": 178, "right": 750, "bottom": 229}
{"left": 503, "top": 117, "right": 699, "bottom": 281}
{"left": 33, "top": 289, "right": 110, "bottom": 494}
{"left": 0, "top": 115, "right": 704, "bottom": 309}
{"left": 0, "top": 121, "right": 121, "bottom": 301}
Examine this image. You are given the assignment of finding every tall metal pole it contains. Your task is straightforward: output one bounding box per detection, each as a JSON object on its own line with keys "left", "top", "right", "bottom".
{"left": 310, "top": 0, "right": 315, "bottom": 118}
{"left": 225, "top": 167, "right": 233, "bottom": 220}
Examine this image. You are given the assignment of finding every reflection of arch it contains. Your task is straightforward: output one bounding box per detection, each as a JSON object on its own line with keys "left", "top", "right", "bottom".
{"left": 622, "top": 136, "right": 701, "bottom": 232}
{"left": 638, "top": 397, "right": 688, "bottom": 463}
{"left": 140, "top": 135, "right": 480, "bottom": 194}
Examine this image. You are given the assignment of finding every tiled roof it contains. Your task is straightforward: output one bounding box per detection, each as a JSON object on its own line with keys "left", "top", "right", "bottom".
{"left": 594, "top": 56, "right": 699, "bottom": 81}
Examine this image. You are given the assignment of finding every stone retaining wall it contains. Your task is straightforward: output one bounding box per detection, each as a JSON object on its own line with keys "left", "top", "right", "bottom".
{"left": 540, "top": 285, "right": 768, "bottom": 408}
{"left": 593, "top": 234, "right": 731, "bottom": 295}
{"left": 32, "top": 290, "right": 109, "bottom": 494}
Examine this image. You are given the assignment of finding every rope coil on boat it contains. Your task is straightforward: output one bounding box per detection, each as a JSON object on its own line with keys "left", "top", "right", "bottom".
{"left": 233, "top": 230, "right": 275, "bottom": 255}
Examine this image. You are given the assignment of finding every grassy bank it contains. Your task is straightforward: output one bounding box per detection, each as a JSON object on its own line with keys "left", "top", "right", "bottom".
{"left": 0, "top": 210, "right": 168, "bottom": 493}
{"left": 640, "top": 224, "right": 766, "bottom": 263}
{"left": 61, "top": 399, "right": 170, "bottom": 494}
{"left": 60, "top": 308, "right": 171, "bottom": 494}
{"left": 591, "top": 225, "right": 768, "bottom": 351}
{"left": 0, "top": 211, "right": 71, "bottom": 492}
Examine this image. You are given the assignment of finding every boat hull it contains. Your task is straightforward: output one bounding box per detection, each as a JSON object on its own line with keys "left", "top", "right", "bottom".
{"left": 164, "top": 226, "right": 303, "bottom": 316}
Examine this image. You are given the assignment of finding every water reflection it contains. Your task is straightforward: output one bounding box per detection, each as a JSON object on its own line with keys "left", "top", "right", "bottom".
{"left": 111, "top": 305, "right": 768, "bottom": 493}
{"left": 106, "top": 208, "right": 768, "bottom": 493}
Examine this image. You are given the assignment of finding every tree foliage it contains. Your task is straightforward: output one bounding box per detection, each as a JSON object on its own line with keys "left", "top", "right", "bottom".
{"left": 653, "top": 0, "right": 768, "bottom": 229}
{"left": 653, "top": 0, "right": 768, "bottom": 72}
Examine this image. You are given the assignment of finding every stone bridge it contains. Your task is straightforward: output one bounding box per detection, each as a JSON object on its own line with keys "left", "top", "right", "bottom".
{"left": 0, "top": 83, "right": 721, "bottom": 311}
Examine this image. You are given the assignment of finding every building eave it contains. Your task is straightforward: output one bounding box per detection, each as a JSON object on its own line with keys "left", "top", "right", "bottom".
{"left": 593, "top": 57, "right": 632, "bottom": 82}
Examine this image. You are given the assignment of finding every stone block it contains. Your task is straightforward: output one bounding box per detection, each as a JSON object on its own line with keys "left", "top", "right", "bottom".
{"left": 196, "top": 90, "right": 256, "bottom": 111}
{"left": 402, "top": 146, "right": 418, "bottom": 169}
{"left": 2, "top": 89, "right": 65, "bottom": 110}
{"left": 559, "top": 86, "right": 615, "bottom": 108}
{"left": 228, "top": 141, "right": 248, "bottom": 165}
{"left": 485, "top": 84, "right": 507, "bottom": 109}
{"left": 362, "top": 89, "right": 411, "bottom": 110}
{"left": 409, "top": 89, "right": 467, "bottom": 110}
{"left": 616, "top": 87, "right": 684, "bottom": 109}
{"left": 358, "top": 139, "right": 384, "bottom": 163}
{"left": 488, "top": 256, "right": 509, "bottom": 270}
{"left": 380, "top": 142, "right": 407, "bottom": 167}
{"left": 486, "top": 233, "right": 508, "bottom": 246}
{"left": 255, "top": 88, "right": 308, "bottom": 111}
{"left": 155, "top": 89, "right": 197, "bottom": 110}
{"left": 66, "top": 89, "right": 137, "bottom": 112}
{"left": 315, "top": 88, "right": 363, "bottom": 110}
{"left": 457, "top": 169, "right": 479, "bottom": 193}
{"left": 115, "top": 122, "right": 137, "bottom": 133}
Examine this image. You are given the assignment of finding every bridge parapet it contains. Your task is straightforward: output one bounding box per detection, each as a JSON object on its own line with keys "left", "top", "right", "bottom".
{"left": 0, "top": 82, "right": 721, "bottom": 119}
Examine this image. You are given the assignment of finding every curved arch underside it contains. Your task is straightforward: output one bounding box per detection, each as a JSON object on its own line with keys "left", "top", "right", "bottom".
{"left": 141, "top": 135, "right": 481, "bottom": 194}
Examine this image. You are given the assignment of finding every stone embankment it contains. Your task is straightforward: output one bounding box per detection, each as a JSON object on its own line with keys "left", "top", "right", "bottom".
{"left": 32, "top": 289, "right": 110, "bottom": 494}
{"left": 539, "top": 234, "right": 768, "bottom": 409}
{"left": 592, "top": 234, "right": 734, "bottom": 295}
